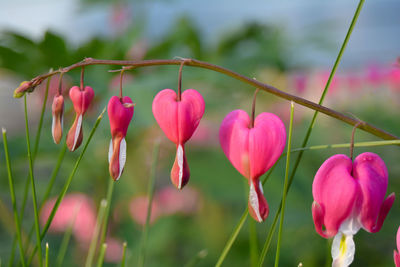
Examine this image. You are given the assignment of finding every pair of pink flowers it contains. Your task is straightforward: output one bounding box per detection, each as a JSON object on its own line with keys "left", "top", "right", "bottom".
{"left": 51, "top": 85, "right": 94, "bottom": 152}
{"left": 312, "top": 153, "right": 395, "bottom": 266}
{"left": 153, "top": 86, "right": 287, "bottom": 223}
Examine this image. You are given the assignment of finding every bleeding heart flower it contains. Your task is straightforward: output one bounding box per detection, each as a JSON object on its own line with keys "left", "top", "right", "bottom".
{"left": 219, "top": 110, "right": 286, "bottom": 222}
{"left": 107, "top": 96, "right": 134, "bottom": 181}
{"left": 394, "top": 226, "right": 400, "bottom": 267}
{"left": 152, "top": 89, "right": 205, "bottom": 189}
{"left": 312, "top": 153, "right": 395, "bottom": 267}
{"left": 51, "top": 94, "right": 64, "bottom": 144}
{"left": 66, "top": 86, "right": 94, "bottom": 151}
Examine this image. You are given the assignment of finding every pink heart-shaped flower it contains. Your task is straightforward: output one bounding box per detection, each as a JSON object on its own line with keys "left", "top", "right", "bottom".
{"left": 108, "top": 96, "right": 134, "bottom": 181}
{"left": 152, "top": 89, "right": 205, "bottom": 189}
{"left": 219, "top": 109, "right": 286, "bottom": 222}
{"left": 66, "top": 86, "right": 94, "bottom": 151}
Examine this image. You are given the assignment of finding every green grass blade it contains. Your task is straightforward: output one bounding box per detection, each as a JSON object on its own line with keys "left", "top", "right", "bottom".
{"left": 99, "top": 178, "right": 115, "bottom": 247}
{"left": 273, "top": 102, "right": 294, "bottom": 267}
{"left": 45, "top": 243, "right": 49, "bottom": 267}
{"left": 184, "top": 249, "right": 208, "bottom": 267}
{"left": 24, "top": 95, "right": 43, "bottom": 266}
{"left": 137, "top": 141, "right": 160, "bottom": 267}
{"left": 249, "top": 219, "right": 259, "bottom": 267}
{"left": 26, "top": 107, "right": 106, "bottom": 266}
{"left": 120, "top": 242, "right": 127, "bottom": 267}
{"left": 2, "top": 128, "right": 26, "bottom": 267}
{"left": 96, "top": 244, "right": 107, "bottom": 267}
{"left": 85, "top": 199, "right": 108, "bottom": 267}
{"left": 257, "top": 1, "right": 365, "bottom": 264}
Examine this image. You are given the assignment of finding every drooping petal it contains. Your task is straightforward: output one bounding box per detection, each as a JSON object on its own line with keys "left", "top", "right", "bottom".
{"left": 170, "top": 144, "right": 190, "bottom": 189}
{"left": 66, "top": 114, "right": 83, "bottom": 152}
{"left": 108, "top": 136, "right": 127, "bottom": 181}
{"left": 312, "top": 154, "right": 359, "bottom": 238}
{"left": 353, "top": 152, "right": 393, "bottom": 232}
{"left": 312, "top": 201, "right": 328, "bottom": 238}
{"left": 331, "top": 232, "right": 355, "bottom": 267}
{"left": 51, "top": 94, "right": 64, "bottom": 144}
{"left": 248, "top": 179, "right": 269, "bottom": 222}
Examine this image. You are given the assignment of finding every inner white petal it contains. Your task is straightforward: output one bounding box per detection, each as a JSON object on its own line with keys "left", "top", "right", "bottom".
{"left": 51, "top": 115, "right": 56, "bottom": 141}
{"left": 259, "top": 180, "right": 264, "bottom": 194}
{"left": 177, "top": 144, "right": 184, "bottom": 189}
{"left": 72, "top": 114, "right": 82, "bottom": 150}
{"left": 339, "top": 216, "right": 361, "bottom": 236}
{"left": 117, "top": 138, "right": 127, "bottom": 181}
{"left": 108, "top": 139, "right": 113, "bottom": 163}
{"left": 332, "top": 232, "right": 355, "bottom": 267}
{"left": 249, "top": 182, "right": 262, "bottom": 222}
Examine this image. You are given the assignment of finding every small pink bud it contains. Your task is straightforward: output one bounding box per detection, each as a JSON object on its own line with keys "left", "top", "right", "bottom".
{"left": 107, "top": 96, "right": 134, "bottom": 181}
{"left": 51, "top": 94, "right": 64, "bottom": 144}
{"left": 66, "top": 86, "right": 94, "bottom": 151}
{"left": 219, "top": 110, "right": 286, "bottom": 222}
{"left": 13, "top": 81, "right": 34, "bottom": 98}
{"left": 152, "top": 89, "right": 205, "bottom": 189}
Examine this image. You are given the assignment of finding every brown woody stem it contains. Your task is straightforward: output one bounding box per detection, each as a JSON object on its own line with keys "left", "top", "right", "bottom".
{"left": 80, "top": 66, "right": 84, "bottom": 91}
{"left": 23, "top": 57, "right": 399, "bottom": 141}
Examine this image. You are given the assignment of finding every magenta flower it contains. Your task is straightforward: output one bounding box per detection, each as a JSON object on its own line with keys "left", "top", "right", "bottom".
{"left": 219, "top": 110, "right": 286, "bottom": 222}
{"left": 152, "top": 89, "right": 205, "bottom": 189}
{"left": 107, "top": 96, "right": 134, "bottom": 181}
{"left": 66, "top": 85, "right": 94, "bottom": 151}
{"left": 312, "top": 153, "right": 395, "bottom": 266}
{"left": 51, "top": 94, "right": 64, "bottom": 144}
{"left": 394, "top": 226, "right": 400, "bottom": 267}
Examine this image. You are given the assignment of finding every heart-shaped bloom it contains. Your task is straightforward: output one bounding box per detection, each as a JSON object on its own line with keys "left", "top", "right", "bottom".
{"left": 219, "top": 110, "right": 286, "bottom": 222}
{"left": 107, "top": 96, "right": 134, "bottom": 181}
{"left": 152, "top": 89, "right": 205, "bottom": 189}
{"left": 394, "top": 226, "right": 400, "bottom": 267}
{"left": 52, "top": 94, "right": 64, "bottom": 144}
{"left": 312, "top": 153, "right": 395, "bottom": 267}
{"left": 66, "top": 86, "right": 94, "bottom": 151}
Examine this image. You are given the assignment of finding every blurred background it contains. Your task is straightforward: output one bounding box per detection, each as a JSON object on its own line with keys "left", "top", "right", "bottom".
{"left": 0, "top": 0, "right": 400, "bottom": 266}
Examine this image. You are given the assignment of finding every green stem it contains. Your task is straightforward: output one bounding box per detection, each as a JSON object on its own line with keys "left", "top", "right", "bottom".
{"left": 249, "top": 219, "right": 259, "bottom": 267}
{"left": 120, "top": 242, "right": 127, "bottom": 267}
{"left": 99, "top": 178, "right": 115, "bottom": 247}
{"left": 215, "top": 164, "right": 278, "bottom": 266}
{"left": 96, "top": 244, "right": 107, "bottom": 267}
{"left": 85, "top": 199, "right": 108, "bottom": 267}
{"left": 2, "top": 128, "right": 26, "bottom": 267}
{"left": 257, "top": 1, "right": 365, "bottom": 264}
{"left": 137, "top": 141, "right": 160, "bottom": 267}
{"left": 215, "top": 210, "right": 248, "bottom": 267}
{"left": 45, "top": 243, "right": 49, "bottom": 267}
{"left": 24, "top": 143, "right": 67, "bottom": 253}
{"left": 273, "top": 102, "right": 294, "bottom": 267}
{"left": 26, "top": 107, "right": 106, "bottom": 266}
{"left": 10, "top": 76, "right": 52, "bottom": 265}
{"left": 24, "top": 95, "right": 43, "bottom": 266}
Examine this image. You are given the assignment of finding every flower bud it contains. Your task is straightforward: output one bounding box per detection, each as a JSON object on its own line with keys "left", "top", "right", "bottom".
{"left": 51, "top": 94, "right": 64, "bottom": 144}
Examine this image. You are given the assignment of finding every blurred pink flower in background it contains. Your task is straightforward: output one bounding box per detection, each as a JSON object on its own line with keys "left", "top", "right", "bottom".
{"left": 291, "top": 72, "right": 308, "bottom": 94}
{"left": 129, "top": 195, "right": 162, "bottom": 226}
{"left": 110, "top": 3, "right": 132, "bottom": 34}
{"left": 316, "top": 70, "right": 339, "bottom": 95}
{"left": 126, "top": 40, "right": 148, "bottom": 61}
{"left": 365, "top": 64, "right": 385, "bottom": 87}
{"left": 104, "top": 237, "right": 124, "bottom": 263}
{"left": 129, "top": 186, "right": 201, "bottom": 225}
{"left": 387, "top": 67, "right": 400, "bottom": 92}
{"left": 40, "top": 193, "right": 97, "bottom": 244}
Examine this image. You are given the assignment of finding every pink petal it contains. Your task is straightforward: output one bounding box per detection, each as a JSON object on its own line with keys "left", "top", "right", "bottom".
{"left": 69, "top": 86, "right": 94, "bottom": 115}
{"left": 66, "top": 114, "right": 83, "bottom": 151}
{"left": 397, "top": 226, "right": 400, "bottom": 252}
{"left": 353, "top": 152, "right": 392, "bottom": 232}
{"left": 312, "top": 154, "right": 359, "bottom": 238}
{"left": 248, "top": 179, "right": 269, "bottom": 222}
{"left": 108, "top": 96, "right": 134, "bottom": 138}
{"left": 51, "top": 94, "right": 64, "bottom": 144}
{"left": 170, "top": 144, "right": 190, "bottom": 189}
{"left": 394, "top": 250, "right": 400, "bottom": 267}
